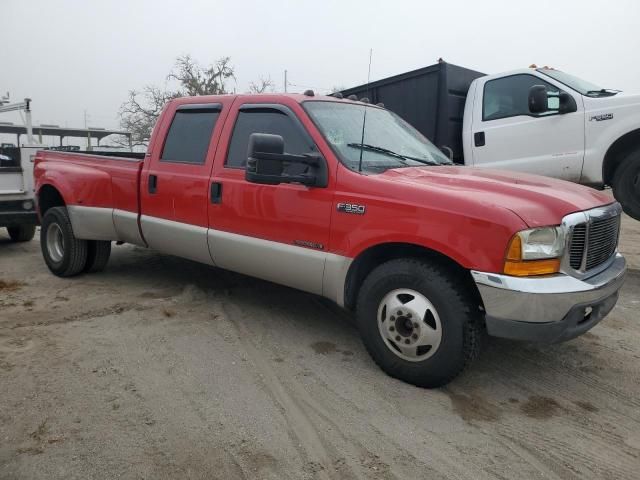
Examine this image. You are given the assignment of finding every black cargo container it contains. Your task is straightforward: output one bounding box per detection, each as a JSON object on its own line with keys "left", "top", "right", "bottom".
{"left": 340, "top": 61, "right": 485, "bottom": 163}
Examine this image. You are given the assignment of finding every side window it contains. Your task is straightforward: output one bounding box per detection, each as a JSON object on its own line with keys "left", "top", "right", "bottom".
{"left": 483, "top": 75, "right": 559, "bottom": 121}
{"left": 226, "top": 109, "right": 313, "bottom": 168}
{"left": 161, "top": 108, "right": 220, "bottom": 164}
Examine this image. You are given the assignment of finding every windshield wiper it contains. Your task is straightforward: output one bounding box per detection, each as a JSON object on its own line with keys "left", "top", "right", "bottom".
{"left": 347, "top": 143, "right": 442, "bottom": 166}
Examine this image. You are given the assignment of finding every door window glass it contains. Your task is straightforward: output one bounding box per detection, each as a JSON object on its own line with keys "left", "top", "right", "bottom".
{"left": 226, "top": 109, "right": 313, "bottom": 168}
{"left": 483, "top": 75, "right": 559, "bottom": 121}
{"left": 161, "top": 109, "right": 219, "bottom": 164}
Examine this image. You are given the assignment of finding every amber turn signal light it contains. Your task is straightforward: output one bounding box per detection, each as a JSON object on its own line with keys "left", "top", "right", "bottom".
{"left": 504, "top": 258, "right": 561, "bottom": 276}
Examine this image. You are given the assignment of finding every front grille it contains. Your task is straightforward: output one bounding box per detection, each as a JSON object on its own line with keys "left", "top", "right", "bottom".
{"left": 569, "top": 224, "right": 587, "bottom": 269}
{"left": 568, "top": 213, "right": 620, "bottom": 272}
{"left": 586, "top": 215, "right": 620, "bottom": 270}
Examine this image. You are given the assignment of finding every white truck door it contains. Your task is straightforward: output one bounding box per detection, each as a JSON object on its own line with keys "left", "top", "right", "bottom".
{"left": 469, "top": 73, "right": 584, "bottom": 181}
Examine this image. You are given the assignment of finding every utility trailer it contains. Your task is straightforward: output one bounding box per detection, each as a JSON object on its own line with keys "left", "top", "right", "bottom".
{"left": 340, "top": 61, "right": 485, "bottom": 163}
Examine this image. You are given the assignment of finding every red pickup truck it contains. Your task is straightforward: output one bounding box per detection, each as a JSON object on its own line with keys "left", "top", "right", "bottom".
{"left": 33, "top": 93, "right": 627, "bottom": 388}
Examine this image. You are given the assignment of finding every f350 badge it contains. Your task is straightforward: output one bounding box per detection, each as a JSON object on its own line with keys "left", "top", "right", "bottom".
{"left": 589, "top": 113, "right": 613, "bottom": 122}
{"left": 337, "top": 202, "right": 366, "bottom": 215}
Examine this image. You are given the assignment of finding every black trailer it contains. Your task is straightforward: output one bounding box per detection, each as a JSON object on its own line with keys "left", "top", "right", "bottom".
{"left": 340, "top": 61, "right": 485, "bottom": 163}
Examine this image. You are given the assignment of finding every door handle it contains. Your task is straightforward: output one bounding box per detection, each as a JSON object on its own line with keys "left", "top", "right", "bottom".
{"left": 474, "top": 132, "right": 486, "bottom": 147}
{"left": 210, "top": 182, "right": 222, "bottom": 204}
{"left": 149, "top": 174, "right": 158, "bottom": 194}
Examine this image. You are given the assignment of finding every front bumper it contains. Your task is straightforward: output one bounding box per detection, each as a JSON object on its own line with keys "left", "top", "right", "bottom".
{"left": 471, "top": 254, "right": 626, "bottom": 343}
{"left": 0, "top": 200, "right": 38, "bottom": 227}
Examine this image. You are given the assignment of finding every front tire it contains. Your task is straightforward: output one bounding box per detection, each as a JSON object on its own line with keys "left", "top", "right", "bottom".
{"left": 356, "top": 258, "right": 482, "bottom": 388}
{"left": 7, "top": 224, "right": 36, "bottom": 242}
{"left": 612, "top": 150, "right": 640, "bottom": 220}
{"left": 40, "top": 207, "right": 88, "bottom": 277}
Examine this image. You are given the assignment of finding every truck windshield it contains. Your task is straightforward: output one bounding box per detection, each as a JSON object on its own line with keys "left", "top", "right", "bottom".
{"left": 303, "top": 101, "right": 452, "bottom": 173}
{"left": 537, "top": 68, "right": 618, "bottom": 97}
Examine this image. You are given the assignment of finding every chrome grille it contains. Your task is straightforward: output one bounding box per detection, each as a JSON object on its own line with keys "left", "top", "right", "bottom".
{"left": 565, "top": 205, "right": 621, "bottom": 275}
{"left": 569, "top": 224, "right": 586, "bottom": 269}
{"left": 586, "top": 215, "right": 620, "bottom": 270}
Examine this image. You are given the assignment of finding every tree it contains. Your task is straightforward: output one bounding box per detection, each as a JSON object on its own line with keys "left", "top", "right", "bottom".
{"left": 117, "top": 55, "right": 236, "bottom": 146}
{"left": 248, "top": 76, "right": 275, "bottom": 94}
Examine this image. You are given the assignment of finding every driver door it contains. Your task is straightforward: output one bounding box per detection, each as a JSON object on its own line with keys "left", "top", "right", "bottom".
{"left": 470, "top": 74, "right": 584, "bottom": 181}
{"left": 207, "top": 100, "right": 335, "bottom": 295}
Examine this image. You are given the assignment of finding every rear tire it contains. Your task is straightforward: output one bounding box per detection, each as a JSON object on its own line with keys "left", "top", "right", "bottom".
{"left": 7, "top": 224, "right": 36, "bottom": 242}
{"left": 356, "top": 258, "right": 482, "bottom": 388}
{"left": 40, "top": 207, "right": 88, "bottom": 277}
{"left": 612, "top": 150, "right": 640, "bottom": 220}
{"left": 84, "top": 240, "right": 111, "bottom": 273}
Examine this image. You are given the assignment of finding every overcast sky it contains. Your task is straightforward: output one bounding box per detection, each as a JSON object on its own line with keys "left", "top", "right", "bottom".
{"left": 2, "top": 0, "right": 639, "bottom": 145}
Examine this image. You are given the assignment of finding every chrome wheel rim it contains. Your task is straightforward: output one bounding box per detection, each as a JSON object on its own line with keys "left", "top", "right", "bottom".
{"left": 46, "top": 223, "right": 65, "bottom": 263}
{"left": 377, "top": 288, "right": 442, "bottom": 362}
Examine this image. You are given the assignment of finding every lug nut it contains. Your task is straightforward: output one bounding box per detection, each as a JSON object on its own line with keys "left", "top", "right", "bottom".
{"left": 404, "top": 339, "right": 410, "bottom": 344}
{"left": 389, "top": 326, "right": 395, "bottom": 332}
{"left": 407, "top": 313, "right": 412, "bottom": 318}
{"left": 412, "top": 333, "right": 418, "bottom": 339}
{"left": 397, "top": 310, "right": 403, "bottom": 316}
{"left": 390, "top": 316, "right": 395, "bottom": 322}
{"left": 395, "top": 336, "right": 401, "bottom": 341}
{"left": 413, "top": 322, "right": 419, "bottom": 328}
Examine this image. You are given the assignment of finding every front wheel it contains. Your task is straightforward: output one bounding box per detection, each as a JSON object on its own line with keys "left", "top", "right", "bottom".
{"left": 356, "top": 258, "right": 483, "bottom": 388}
{"left": 7, "top": 224, "right": 36, "bottom": 242}
{"left": 40, "top": 207, "right": 88, "bottom": 277}
{"left": 612, "top": 150, "right": 640, "bottom": 220}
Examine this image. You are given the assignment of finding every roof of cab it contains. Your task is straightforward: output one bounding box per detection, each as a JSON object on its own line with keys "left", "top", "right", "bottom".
{"left": 169, "top": 93, "right": 379, "bottom": 107}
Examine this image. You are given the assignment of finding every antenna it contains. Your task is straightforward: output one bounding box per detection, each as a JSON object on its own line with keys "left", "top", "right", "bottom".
{"left": 357, "top": 49, "right": 373, "bottom": 173}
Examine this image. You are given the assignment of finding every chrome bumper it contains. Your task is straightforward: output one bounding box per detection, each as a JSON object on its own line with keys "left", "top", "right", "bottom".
{"left": 471, "top": 254, "right": 626, "bottom": 342}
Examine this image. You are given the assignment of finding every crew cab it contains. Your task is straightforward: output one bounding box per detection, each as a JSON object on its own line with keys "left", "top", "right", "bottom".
{"left": 33, "top": 93, "right": 627, "bottom": 387}
{"left": 341, "top": 62, "right": 640, "bottom": 220}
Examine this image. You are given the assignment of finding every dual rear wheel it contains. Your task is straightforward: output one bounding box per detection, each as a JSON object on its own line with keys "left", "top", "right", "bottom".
{"left": 40, "top": 207, "right": 111, "bottom": 277}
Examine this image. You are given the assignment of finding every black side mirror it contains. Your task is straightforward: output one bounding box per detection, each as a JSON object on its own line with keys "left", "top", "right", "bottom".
{"left": 529, "top": 85, "right": 578, "bottom": 115}
{"left": 245, "top": 133, "right": 328, "bottom": 187}
{"left": 558, "top": 91, "right": 577, "bottom": 114}
{"left": 528, "top": 85, "right": 549, "bottom": 113}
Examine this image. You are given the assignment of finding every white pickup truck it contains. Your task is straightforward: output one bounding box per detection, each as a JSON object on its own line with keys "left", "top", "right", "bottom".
{"left": 341, "top": 63, "right": 640, "bottom": 219}
{"left": 0, "top": 146, "right": 38, "bottom": 241}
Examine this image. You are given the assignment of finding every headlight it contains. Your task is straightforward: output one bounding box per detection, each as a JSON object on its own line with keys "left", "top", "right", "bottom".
{"left": 504, "top": 226, "right": 565, "bottom": 276}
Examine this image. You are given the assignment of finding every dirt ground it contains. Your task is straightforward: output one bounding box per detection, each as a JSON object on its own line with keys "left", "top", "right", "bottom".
{"left": 1, "top": 216, "right": 639, "bottom": 480}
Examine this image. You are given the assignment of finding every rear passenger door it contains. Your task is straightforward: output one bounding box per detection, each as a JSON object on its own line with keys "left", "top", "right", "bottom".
{"left": 140, "top": 101, "right": 229, "bottom": 264}
{"left": 207, "top": 101, "right": 334, "bottom": 295}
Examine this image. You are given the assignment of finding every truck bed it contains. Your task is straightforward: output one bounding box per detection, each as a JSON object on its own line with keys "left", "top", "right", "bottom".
{"left": 33, "top": 150, "right": 144, "bottom": 215}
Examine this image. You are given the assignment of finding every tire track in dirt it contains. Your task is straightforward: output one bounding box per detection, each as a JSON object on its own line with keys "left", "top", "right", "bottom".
{"left": 219, "top": 300, "right": 359, "bottom": 480}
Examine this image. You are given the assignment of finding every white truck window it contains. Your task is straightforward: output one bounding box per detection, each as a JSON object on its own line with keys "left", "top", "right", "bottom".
{"left": 483, "top": 74, "right": 559, "bottom": 121}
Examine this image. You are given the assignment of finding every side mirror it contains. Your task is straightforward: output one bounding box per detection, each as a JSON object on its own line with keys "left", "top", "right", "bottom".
{"left": 529, "top": 85, "right": 578, "bottom": 115}
{"left": 528, "top": 85, "right": 549, "bottom": 114}
{"left": 245, "top": 133, "right": 328, "bottom": 187}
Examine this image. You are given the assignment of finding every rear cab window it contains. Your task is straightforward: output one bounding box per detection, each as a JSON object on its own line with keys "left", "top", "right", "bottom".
{"left": 161, "top": 105, "right": 221, "bottom": 164}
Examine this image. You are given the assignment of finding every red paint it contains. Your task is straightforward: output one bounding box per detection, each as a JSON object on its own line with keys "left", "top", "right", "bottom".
{"left": 34, "top": 94, "right": 616, "bottom": 275}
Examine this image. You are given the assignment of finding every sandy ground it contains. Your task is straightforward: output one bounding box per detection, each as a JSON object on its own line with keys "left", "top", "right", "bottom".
{"left": 0, "top": 216, "right": 639, "bottom": 480}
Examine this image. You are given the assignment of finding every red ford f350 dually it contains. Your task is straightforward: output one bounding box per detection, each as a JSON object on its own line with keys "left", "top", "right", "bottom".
{"left": 33, "top": 93, "right": 627, "bottom": 387}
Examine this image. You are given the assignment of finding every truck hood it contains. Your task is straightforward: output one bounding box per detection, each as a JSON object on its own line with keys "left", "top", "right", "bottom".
{"left": 381, "top": 166, "right": 614, "bottom": 227}
{"left": 584, "top": 91, "right": 640, "bottom": 109}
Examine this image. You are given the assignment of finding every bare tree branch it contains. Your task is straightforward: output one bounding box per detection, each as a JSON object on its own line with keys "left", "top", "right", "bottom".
{"left": 248, "top": 76, "right": 275, "bottom": 94}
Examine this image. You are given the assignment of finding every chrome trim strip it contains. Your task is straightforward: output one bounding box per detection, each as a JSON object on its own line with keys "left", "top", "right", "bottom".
{"left": 472, "top": 254, "right": 626, "bottom": 323}
{"left": 67, "top": 205, "right": 117, "bottom": 241}
{"left": 140, "top": 215, "right": 214, "bottom": 266}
